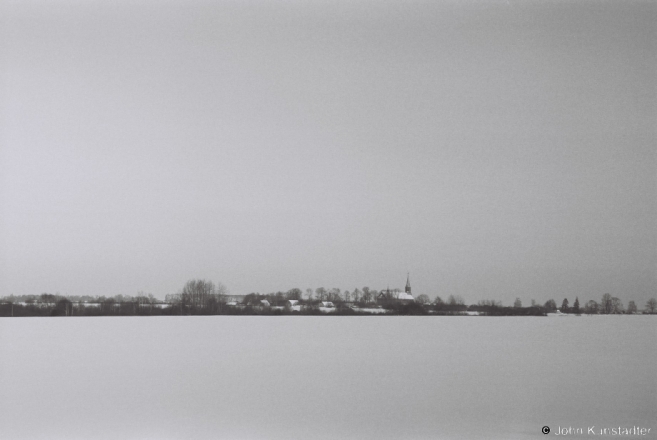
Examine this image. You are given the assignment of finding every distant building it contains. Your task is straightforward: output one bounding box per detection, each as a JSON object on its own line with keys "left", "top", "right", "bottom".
{"left": 316, "top": 301, "right": 336, "bottom": 313}
{"left": 285, "top": 300, "right": 301, "bottom": 312}
{"left": 246, "top": 299, "right": 271, "bottom": 311}
{"left": 378, "top": 274, "right": 415, "bottom": 303}
{"left": 224, "top": 295, "right": 246, "bottom": 304}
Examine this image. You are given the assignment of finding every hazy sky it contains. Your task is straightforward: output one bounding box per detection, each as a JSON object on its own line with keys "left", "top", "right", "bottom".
{"left": 1, "top": 1, "right": 655, "bottom": 305}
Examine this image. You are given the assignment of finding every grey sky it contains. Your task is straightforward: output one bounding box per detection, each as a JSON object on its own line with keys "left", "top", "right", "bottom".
{"left": 1, "top": 1, "right": 655, "bottom": 305}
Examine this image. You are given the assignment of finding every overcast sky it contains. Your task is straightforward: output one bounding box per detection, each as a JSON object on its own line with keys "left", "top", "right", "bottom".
{"left": 1, "top": 1, "right": 655, "bottom": 305}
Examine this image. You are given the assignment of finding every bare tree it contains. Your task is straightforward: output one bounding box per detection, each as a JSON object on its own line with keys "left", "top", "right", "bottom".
{"left": 584, "top": 300, "right": 599, "bottom": 314}
{"left": 601, "top": 293, "right": 613, "bottom": 314}
{"left": 39, "top": 293, "right": 57, "bottom": 305}
{"left": 286, "top": 288, "right": 302, "bottom": 300}
{"left": 645, "top": 298, "right": 657, "bottom": 314}
{"left": 479, "top": 299, "right": 502, "bottom": 307}
{"left": 328, "top": 288, "right": 342, "bottom": 302}
{"left": 514, "top": 298, "right": 522, "bottom": 308}
{"left": 627, "top": 300, "right": 637, "bottom": 314}
{"left": 448, "top": 295, "right": 464, "bottom": 306}
{"left": 415, "top": 294, "right": 430, "bottom": 304}
{"left": 181, "top": 279, "right": 227, "bottom": 314}
{"left": 610, "top": 297, "right": 623, "bottom": 314}
{"left": 361, "top": 287, "right": 372, "bottom": 303}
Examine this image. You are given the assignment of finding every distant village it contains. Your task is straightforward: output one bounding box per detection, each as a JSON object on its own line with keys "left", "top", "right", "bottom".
{"left": 1, "top": 276, "right": 656, "bottom": 317}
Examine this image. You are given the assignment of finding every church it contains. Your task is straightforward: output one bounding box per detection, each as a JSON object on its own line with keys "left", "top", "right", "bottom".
{"left": 377, "top": 274, "right": 415, "bottom": 303}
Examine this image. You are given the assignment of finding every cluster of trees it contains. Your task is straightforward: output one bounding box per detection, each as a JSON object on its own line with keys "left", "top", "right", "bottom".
{"left": 306, "top": 287, "right": 378, "bottom": 303}
{"left": 518, "top": 294, "right": 657, "bottom": 315}
{"left": 577, "top": 294, "right": 656, "bottom": 315}
{"left": 238, "top": 288, "right": 369, "bottom": 309}
{"left": 2, "top": 281, "right": 656, "bottom": 317}
{"left": 1, "top": 292, "right": 161, "bottom": 305}
{"left": 421, "top": 294, "right": 657, "bottom": 316}
{"left": 243, "top": 286, "right": 384, "bottom": 305}
{"left": 165, "top": 280, "right": 228, "bottom": 314}
{"left": 0, "top": 292, "right": 169, "bottom": 317}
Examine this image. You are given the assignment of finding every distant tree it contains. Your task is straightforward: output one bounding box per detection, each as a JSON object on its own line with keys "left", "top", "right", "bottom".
{"left": 561, "top": 298, "right": 569, "bottom": 313}
{"left": 344, "top": 290, "right": 351, "bottom": 302}
{"left": 54, "top": 298, "right": 72, "bottom": 316}
{"left": 415, "top": 294, "right": 430, "bottom": 305}
{"left": 626, "top": 300, "right": 637, "bottom": 314}
{"left": 101, "top": 297, "right": 115, "bottom": 315}
{"left": 352, "top": 288, "right": 361, "bottom": 303}
{"left": 433, "top": 296, "right": 444, "bottom": 305}
{"left": 645, "top": 298, "right": 657, "bottom": 314}
{"left": 305, "top": 288, "right": 314, "bottom": 301}
{"left": 544, "top": 299, "right": 557, "bottom": 311}
{"left": 181, "top": 279, "right": 227, "bottom": 314}
{"left": 243, "top": 292, "right": 263, "bottom": 305}
{"left": 385, "top": 288, "right": 401, "bottom": 300}
{"left": 531, "top": 299, "right": 537, "bottom": 307}
{"left": 361, "top": 287, "right": 372, "bottom": 303}
{"left": 315, "top": 287, "right": 327, "bottom": 302}
{"left": 514, "top": 298, "right": 522, "bottom": 308}
{"left": 135, "top": 293, "right": 151, "bottom": 314}
{"left": 286, "top": 288, "right": 302, "bottom": 301}
{"left": 601, "top": 293, "right": 613, "bottom": 314}
{"left": 448, "top": 295, "right": 464, "bottom": 306}
{"left": 584, "top": 300, "right": 599, "bottom": 315}
{"left": 328, "top": 288, "right": 342, "bottom": 302}
{"left": 39, "top": 293, "right": 57, "bottom": 304}
{"left": 611, "top": 297, "right": 624, "bottom": 314}
{"left": 478, "top": 299, "right": 502, "bottom": 308}
{"left": 573, "top": 297, "right": 580, "bottom": 314}
{"left": 329, "top": 288, "right": 343, "bottom": 302}
{"left": 165, "top": 293, "right": 181, "bottom": 303}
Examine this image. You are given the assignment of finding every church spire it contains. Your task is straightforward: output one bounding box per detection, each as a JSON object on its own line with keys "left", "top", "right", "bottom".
{"left": 405, "top": 272, "right": 411, "bottom": 294}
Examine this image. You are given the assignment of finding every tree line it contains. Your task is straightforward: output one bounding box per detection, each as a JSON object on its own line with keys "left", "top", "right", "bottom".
{"left": 0, "top": 292, "right": 168, "bottom": 317}
{"left": 1, "top": 280, "right": 656, "bottom": 316}
{"left": 517, "top": 294, "right": 657, "bottom": 315}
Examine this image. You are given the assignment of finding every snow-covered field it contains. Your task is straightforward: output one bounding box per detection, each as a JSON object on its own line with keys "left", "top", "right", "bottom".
{"left": 1, "top": 316, "right": 654, "bottom": 440}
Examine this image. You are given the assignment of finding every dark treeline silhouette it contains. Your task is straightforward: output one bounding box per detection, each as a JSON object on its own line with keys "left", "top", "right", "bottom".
{"left": 0, "top": 292, "right": 171, "bottom": 317}
{"left": 1, "top": 281, "right": 656, "bottom": 317}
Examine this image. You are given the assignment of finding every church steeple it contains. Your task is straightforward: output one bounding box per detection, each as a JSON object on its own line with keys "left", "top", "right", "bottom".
{"left": 405, "top": 273, "right": 411, "bottom": 294}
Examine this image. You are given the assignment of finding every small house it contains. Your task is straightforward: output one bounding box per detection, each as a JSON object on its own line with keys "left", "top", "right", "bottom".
{"left": 285, "top": 300, "right": 302, "bottom": 312}
{"left": 317, "top": 301, "right": 336, "bottom": 313}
